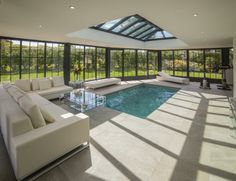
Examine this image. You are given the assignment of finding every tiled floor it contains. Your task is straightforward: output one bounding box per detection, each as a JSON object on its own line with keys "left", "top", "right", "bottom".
{"left": 1, "top": 79, "right": 236, "bottom": 181}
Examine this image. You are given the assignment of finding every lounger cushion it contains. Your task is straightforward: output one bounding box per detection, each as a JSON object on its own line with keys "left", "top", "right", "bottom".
{"left": 84, "top": 78, "right": 121, "bottom": 89}
{"left": 158, "top": 72, "right": 189, "bottom": 84}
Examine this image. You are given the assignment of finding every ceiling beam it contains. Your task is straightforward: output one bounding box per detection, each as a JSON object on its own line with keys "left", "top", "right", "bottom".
{"left": 96, "top": 23, "right": 105, "bottom": 28}
{"left": 161, "top": 31, "right": 166, "bottom": 38}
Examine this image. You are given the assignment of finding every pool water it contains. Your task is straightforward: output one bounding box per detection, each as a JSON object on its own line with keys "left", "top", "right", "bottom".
{"left": 106, "top": 84, "right": 178, "bottom": 118}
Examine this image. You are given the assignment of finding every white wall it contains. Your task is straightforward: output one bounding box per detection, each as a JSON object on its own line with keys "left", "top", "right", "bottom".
{"left": 67, "top": 28, "right": 189, "bottom": 50}
{"left": 67, "top": 29, "right": 144, "bottom": 49}
{"left": 234, "top": 37, "right": 236, "bottom": 97}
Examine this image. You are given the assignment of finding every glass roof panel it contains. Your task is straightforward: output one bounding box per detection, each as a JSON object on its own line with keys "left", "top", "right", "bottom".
{"left": 100, "top": 18, "right": 122, "bottom": 30}
{"left": 163, "top": 31, "right": 174, "bottom": 38}
{"left": 136, "top": 27, "right": 156, "bottom": 39}
{"left": 91, "top": 14, "right": 176, "bottom": 41}
{"left": 130, "top": 24, "right": 152, "bottom": 37}
{"left": 121, "top": 21, "right": 146, "bottom": 35}
{"left": 148, "top": 31, "right": 164, "bottom": 39}
{"left": 112, "top": 16, "right": 139, "bottom": 32}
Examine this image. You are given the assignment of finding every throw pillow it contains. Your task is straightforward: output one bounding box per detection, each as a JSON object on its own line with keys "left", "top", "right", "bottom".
{"left": 18, "top": 96, "right": 46, "bottom": 128}
{"left": 40, "top": 107, "right": 56, "bottom": 123}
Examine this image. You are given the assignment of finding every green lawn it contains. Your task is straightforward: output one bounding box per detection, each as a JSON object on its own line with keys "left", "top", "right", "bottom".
{"left": 162, "top": 70, "right": 222, "bottom": 79}
{"left": 0, "top": 70, "right": 222, "bottom": 83}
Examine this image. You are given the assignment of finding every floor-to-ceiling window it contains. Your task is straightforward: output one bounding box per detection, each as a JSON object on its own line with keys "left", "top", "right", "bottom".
{"left": 189, "top": 50, "right": 204, "bottom": 78}
{"left": 0, "top": 40, "right": 21, "bottom": 82}
{"left": 1, "top": 37, "right": 230, "bottom": 83}
{"left": 0, "top": 40, "right": 11, "bottom": 82}
{"left": 85, "top": 47, "right": 96, "bottom": 80}
{"left": 110, "top": 50, "right": 122, "bottom": 78}
{"left": 70, "top": 45, "right": 84, "bottom": 81}
{"left": 37, "top": 42, "right": 45, "bottom": 78}
{"left": 124, "top": 49, "right": 136, "bottom": 77}
{"left": 58, "top": 44, "right": 64, "bottom": 77}
{"left": 46, "top": 43, "right": 64, "bottom": 78}
{"left": 161, "top": 50, "right": 173, "bottom": 75}
{"left": 174, "top": 50, "right": 187, "bottom": 77}
{"left": 205, "top": 49, "right": 222, "bottom": 79}
{"left": 96, "top": 48, "right": 106, "bottom": 79}
{"left": 11, "top": 40, "right": 21, "bottom": 82}
{"left": 137, "top": 50, "right": 147, "bottom": 76}
{"left": 21, "top": 41, "right": 30, "bottom": 80}
{"left": 29, "top": 42, "right": 38, "bottom": 79}
{"left": 148, "top": 51, "right": 158, "bottom": 76}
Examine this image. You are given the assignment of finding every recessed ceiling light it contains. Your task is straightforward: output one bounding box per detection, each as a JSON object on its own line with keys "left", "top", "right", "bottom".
{"left": 69, "top": 6, "right": 75, "bottom": 10}
{"left": 39, "top": 25, "right": 43, "bottom": 28}
{"left": 193, "top": 13, "right": 198, "bottom": 17}
{"left": 201, "top": 31, "right": 204, "bottom": 34}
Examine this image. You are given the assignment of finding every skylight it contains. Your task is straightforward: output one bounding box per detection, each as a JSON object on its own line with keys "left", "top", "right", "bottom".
{"left": 91, "top": 14, "right": 176, "bottom": 41}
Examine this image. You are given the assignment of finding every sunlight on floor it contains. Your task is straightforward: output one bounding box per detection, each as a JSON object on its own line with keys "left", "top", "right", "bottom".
{"left": 86, "top": 86, "right": 236, "bottom": 181}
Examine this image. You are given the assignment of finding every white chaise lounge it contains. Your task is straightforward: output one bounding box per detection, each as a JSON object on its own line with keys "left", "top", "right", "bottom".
{"left": 84, "top": 78, "right": 121, "bottom": 89}
{"left": 158, "top": 72, "right": 189, "bottom": 84}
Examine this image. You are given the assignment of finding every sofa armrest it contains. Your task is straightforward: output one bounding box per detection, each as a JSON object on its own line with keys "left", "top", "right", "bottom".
{"left": 11, "top": 114, "right": 89, "bottom": 180}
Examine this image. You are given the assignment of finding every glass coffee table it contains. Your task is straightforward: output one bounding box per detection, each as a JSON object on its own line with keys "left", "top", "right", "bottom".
{"left": 64, "top": 89, "right": 106, "bottom": 112}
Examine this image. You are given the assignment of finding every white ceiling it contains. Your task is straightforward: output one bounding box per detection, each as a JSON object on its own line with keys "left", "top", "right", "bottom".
{"left": 0, "top": 0, "right": 235, "bottom": 49}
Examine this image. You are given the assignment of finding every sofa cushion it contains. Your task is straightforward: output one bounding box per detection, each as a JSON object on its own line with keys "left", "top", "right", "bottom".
{"left": 36, "top": 86, "right": 73, "bottom": 97}
{"left": 27, "top": 92, "right": 52, "bottom": 106}
{"left": 40, "top": 107, "right": 56, "bottom": 123}
{"left": 52, "top": 76, "right": 64, "bottom": 87}
{"left": 40, "top": 103, "right": 70, "bottom": 121}
{"left": 0, "top": 85, "right": 12, "bottom": 101}
{"left": 0, "top": 100, "right": 33, "bottom": 152}
{"left": 39, "top": 79, "right": 52, "bottom": 90}
{"left": 7, "top": 86, "right": 18, "bottom": 95}
{"left": 12, "top": 90, "right": 24, "bottom": 102}
{"left": 32, "top": 78, "right": 40, "bottom": 91}
{"left": 7, "top": 85, "right": 31, "bottom": 102}
{"left": 15, "top": 79, "right": 31, "bottom": 92}
{"left": 18, "top": 96, "right": 46, "bottom": 129}
{"left": 3, "top": 82, "right": 12, "bottom": 89}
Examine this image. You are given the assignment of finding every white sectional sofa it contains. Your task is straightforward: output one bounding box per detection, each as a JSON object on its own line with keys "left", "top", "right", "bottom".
{"left": 15, "top": 76, "right": 73, "bottom": 100}
{"left": 0, "top": 77, "right": 90, "bottom": 180}
{"left": 157, "top": 72, "right": 190, "bottom": 84}
{"left": 84, "top": 78, "right": 121, "bottom": 89}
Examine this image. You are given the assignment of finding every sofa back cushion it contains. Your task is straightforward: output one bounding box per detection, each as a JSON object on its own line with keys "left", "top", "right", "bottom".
{"left": 52, "top": 76, "right": 64, "bottom": 87}
{"left": 11, "top": 89, "right": 24, "bottom": 102}
{"left": 2, "top": 82, "right": 12, "bottom": 89}
{"left": 32, "top": 78, "right": 40, "bottom": 91}
{"left": 15, "top": 79, "right": 31, "bottom": 92}
{"left": 18, "top": 96, "right": 46, "bottom": 129}
{"left": 7, "top": 85, "right": 31, "bottom": 102}
{"left": 39, "top": 79, "right": 52, "bottom": 90}
{"left": 0, "top": 98, "right": 33, "bottom": 150}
